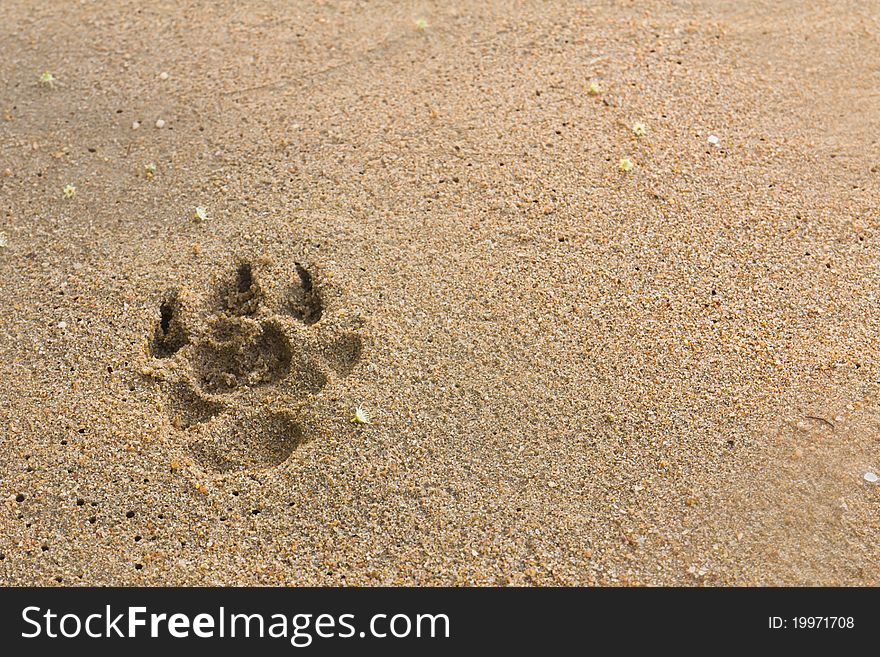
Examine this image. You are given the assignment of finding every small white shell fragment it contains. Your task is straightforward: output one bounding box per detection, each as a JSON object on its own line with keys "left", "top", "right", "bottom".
{"left": 352, "top": 406, "right": 371, "bottom": 424}
{"left": 132, "top": 121, "right": 140, "bottom": 130}
{"left": 57, "top": 320, "right": 67, "bottom": 329}
{"left": 155, "top": 118, "right": 166, "bottom": 129}
{"left": 0, "top": 232, "right": 7, "bottom": 248}
{"left": 707, "top": 134, "right": 720, "bottom": 146}
{"left": 159, "top": 71, "right": 169, "bottom": 80}
{"left": 864, "top": 471, "right": 879, "bottom": 483}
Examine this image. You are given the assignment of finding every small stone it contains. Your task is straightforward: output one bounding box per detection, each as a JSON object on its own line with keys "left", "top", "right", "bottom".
{"left": 159, "top": 71, "right": 169, "bottom": 80}
{"left": 632, "top": 122, "right": 647, "bottom": 136}
{"left": 57, "top": 320, "right": 67, "bottom": 329}
{"left": 618, "top": 157, "right": 634, "bottom": 172}
{"left": 0, "top": 232, "right": 7, "bottom": 248}
{"left": 588, "top": 81, "right": 602, "bottom": 96}
{"left": 132, "top": 121, "right": 140, "bottom": 130}
{"left": 155, "top": 118, "right": 166, "bottom": 129}
{"left": 707, "top": 134, "right": 720, "bottom": 146}
{"left": 864, "top": 471, "right": 879, "bottom": 483}
{"left": 3, "top": 168, "right": 12, "bottom": 177}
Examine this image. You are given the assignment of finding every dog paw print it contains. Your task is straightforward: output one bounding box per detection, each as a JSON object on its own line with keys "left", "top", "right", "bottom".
{"left": 146, "top": 260, "right": 363, "bottom": 473}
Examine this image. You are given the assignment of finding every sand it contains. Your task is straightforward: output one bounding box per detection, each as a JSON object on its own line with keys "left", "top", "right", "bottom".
{"left": 1, "top": 0, "right": 879, "bottom": 586}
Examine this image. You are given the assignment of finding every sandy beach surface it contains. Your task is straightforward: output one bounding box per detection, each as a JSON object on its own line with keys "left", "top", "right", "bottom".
{"left": 1, "top": 0, "right": 879, "bottom": 585}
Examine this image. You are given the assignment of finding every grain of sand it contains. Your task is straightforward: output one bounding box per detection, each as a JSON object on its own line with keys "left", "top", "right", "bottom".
{"left": 1, "top": 1, "right": 879, "bottom": 585}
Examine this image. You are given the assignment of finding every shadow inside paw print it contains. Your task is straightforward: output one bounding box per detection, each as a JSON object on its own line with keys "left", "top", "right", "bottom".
{"left": 192, "top": 318, "right": 292, "bottom": 392}
{"left": 148, "top": 260, "right": 362, "bottom": 473}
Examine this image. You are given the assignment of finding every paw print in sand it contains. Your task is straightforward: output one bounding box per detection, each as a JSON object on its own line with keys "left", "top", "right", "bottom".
{"left": 146, "top": 260, "right": 363, "bottom": 472}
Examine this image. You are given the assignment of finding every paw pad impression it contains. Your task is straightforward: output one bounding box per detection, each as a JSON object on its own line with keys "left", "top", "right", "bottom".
{"left": 147, "top": 259, "right": 362, "bottom": 473}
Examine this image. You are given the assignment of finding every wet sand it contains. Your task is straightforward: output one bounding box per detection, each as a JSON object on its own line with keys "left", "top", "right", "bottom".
{"left": 1, "top": 0, "right": 879, "bottom": 585}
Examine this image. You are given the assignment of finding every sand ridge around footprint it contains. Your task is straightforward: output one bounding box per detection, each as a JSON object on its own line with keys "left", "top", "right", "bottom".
{"left": 143, "top": 258, "right": 364, "bottom": 473}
